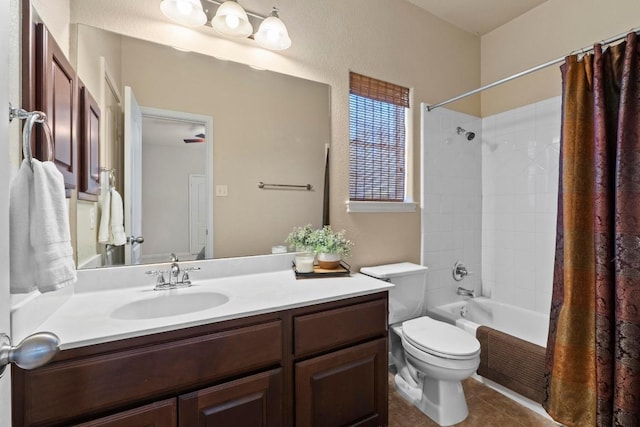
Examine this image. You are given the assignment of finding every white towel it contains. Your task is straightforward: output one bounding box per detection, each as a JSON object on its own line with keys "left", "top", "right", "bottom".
{"left": 10, "top": 159, "right": 77, "bottom": 293}
{"left": 98, "top": 185, "right": 112, "bottom": 244}
{"left": 10, "top": 160, "right": 36, "bottom": 293}
{"left": 109, "top": 189, "right": 127, "bottom": 246}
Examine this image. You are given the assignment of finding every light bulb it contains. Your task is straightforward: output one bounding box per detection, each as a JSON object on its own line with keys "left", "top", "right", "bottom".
{"left": 176, "top": 0, "right": 193, "bottom": 15}
{"left": 266, "top": 29, "right": 278, "bottom": 42}
{"left": 255, "top": 8, "right": 291, "bottom": 50}
{"left": 160, "top": 0, "right": 207, "bottom": 27}
{"left": 211, "top": 0, "right": 253, "bottom": 37}
{"left": 225, "top": 14, "right": 240, "bottom": 29}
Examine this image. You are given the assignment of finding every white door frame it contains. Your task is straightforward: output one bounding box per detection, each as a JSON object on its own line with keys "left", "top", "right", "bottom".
{"left": 1, "top": 0, "right": 13, "bottom": 422}
{"left": 189, "top": 174, "right": 207, "bottom": 255}
{"left": 124, "top": 87, "right": 143, "bottom": 265}
{"left": 139, "top": 107, "right": 214, "bottom": 259}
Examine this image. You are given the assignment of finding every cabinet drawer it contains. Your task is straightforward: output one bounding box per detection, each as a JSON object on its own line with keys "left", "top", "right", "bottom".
{"left": 19, "top": 320, "right": 282, "bottom": 426}
{"left": 294, "top": 299, "right": 387, "bottom": 357}
{"left": 72, "top": 398, "right": 176, "bottom": 427}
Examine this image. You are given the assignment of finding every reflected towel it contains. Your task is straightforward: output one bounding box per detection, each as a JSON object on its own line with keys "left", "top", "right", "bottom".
{"left": 98, "top": 187, "right": 126, "bottom": 246}
{"left": 109, "top": 189, "right": 126, "bottom": 246}
{"left": 10, "top": 159, "right": 77, "bottom": 293}
{"left": 98, "top": 186, "right": 112, "bottom": 244}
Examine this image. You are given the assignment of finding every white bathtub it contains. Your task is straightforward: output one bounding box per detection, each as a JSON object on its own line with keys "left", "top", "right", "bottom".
{"left": 427, "top": 297, "right": 554, "bottom": 421}
{"left": 427, "top": 297, "right": 549, "bottom": 348}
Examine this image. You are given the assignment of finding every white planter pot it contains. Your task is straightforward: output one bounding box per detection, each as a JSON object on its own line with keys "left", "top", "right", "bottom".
{"left": 317, "top": 252, "right": 341, "bottom": 269}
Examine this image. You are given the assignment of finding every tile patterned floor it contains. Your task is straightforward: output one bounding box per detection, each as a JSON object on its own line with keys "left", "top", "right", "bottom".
{"left": 388, "top": 374, "right": 558, "bottom": 426}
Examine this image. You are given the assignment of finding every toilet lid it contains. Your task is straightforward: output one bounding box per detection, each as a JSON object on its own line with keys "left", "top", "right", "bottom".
{"left": 402, "top": 317, "right": 480, "bottom": 359}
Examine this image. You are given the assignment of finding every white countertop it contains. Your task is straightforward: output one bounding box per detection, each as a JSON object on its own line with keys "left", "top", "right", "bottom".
{"left": 36, "top": 270, "right": 392, "bottom": 350}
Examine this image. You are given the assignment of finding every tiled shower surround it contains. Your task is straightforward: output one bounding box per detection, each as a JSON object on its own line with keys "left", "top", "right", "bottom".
{"left": 421, "top": 106, "right": 483, "bottom": 308}
{"left": 422, "top": 97, "right": 561, "bottom": 314}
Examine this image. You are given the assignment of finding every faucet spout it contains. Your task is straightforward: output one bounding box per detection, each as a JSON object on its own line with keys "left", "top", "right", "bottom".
{"left": 169, "top": 253, "right": 180, "bottom": 285}
{"left": 456, "top": 286, "right": 475, "bottom": 298}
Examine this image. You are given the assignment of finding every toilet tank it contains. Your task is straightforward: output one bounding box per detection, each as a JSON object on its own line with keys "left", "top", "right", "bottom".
{"left": 360, "top": 263, "right": 428, "bottom": 325}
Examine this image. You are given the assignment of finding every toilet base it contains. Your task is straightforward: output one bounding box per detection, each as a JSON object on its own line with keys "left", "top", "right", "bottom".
{"left": 394, "top": 373, "right": 469, "bottom": 426}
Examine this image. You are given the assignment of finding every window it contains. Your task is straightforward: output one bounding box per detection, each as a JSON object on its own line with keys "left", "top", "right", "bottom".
{"left": 349, "top": 72, "right": 410, "bottom": 208}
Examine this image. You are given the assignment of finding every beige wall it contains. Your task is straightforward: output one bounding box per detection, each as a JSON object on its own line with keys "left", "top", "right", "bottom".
{"left": 481, "top": 0, "right": 640, "bottom": 116}
{"left": 120, "top": 36, "right": 329, "bottom": 258}
{"left": 69, "top": 0, "right": 481, "bottom": 269}
{"left": 73, "top": 25, "right": 124, "bottom": 267}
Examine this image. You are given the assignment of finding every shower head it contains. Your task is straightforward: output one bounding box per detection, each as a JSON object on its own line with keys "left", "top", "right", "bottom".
{"left": 457, "top": 126, "right": 476, "bottom": 141}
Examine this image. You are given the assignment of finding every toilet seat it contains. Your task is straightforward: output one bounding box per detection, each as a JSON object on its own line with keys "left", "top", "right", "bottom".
{"left": 402, "top": 317, "right": 480, "bottom": 360}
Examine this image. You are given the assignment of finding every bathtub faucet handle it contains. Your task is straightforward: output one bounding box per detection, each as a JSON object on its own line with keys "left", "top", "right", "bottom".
{"left": 453, "top": 261, "right": 472, "bottom": 281}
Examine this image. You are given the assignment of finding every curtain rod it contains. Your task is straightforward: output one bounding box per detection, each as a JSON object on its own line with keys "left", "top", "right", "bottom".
{"left": 426, "top": 26, "right": 640, "bottom": 112}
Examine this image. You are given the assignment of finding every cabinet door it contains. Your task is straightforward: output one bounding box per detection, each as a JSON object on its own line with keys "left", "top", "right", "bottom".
{"left": 296, "top": 339, "right": 387, "bottom": 427}
{"left": 72, "top": 398, "right": 176, "bottom": 427}
{"left": 179, "top": 368, "right": 283, "bottom": 427}
{"left": 78, "top": 80, "right": 101, "bottom": 201}
{"left": 35, "top": 23, "right": 77, "bottom": 196}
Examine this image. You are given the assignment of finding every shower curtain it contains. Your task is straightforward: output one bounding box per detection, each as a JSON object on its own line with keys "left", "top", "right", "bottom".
{"left": 544, "top": 32, "right": 640, "bottom": 427}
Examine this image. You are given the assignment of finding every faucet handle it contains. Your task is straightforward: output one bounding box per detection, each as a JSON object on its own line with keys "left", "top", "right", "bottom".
{"left": 146, "top": 270, "right": 167, "bottom": 288}
{"left": 170, "top": 253, "right": 179, "bottom": 262}
{"left": 453, "top": 261, "right": 472, "bottom": 281}
{"left": 180, "top": 267, "right": 200, "bottom": 286}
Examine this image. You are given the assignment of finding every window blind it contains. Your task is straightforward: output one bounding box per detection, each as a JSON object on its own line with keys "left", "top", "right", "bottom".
{"left": 349, "top": 72, "right": 409, "bottom": 202}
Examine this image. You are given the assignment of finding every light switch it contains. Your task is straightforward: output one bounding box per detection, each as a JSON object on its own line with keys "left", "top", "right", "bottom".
{"left": 216, "top": 185, "right": 228, "bottom": 197}
{"left": 89, "top": 208, "right": 96, "bottom": 229}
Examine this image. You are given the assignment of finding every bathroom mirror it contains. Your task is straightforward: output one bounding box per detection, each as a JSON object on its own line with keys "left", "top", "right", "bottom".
{"left": 72, "top": 24, "right": 331, "bottom": 269}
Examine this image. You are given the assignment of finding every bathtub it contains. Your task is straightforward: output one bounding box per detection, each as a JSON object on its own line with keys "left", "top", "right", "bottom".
{"left": 427, "top": 297, "right": 549, "bottom": 347}
{"left": 427, "top": 297, "right": 553, "bottom": 420}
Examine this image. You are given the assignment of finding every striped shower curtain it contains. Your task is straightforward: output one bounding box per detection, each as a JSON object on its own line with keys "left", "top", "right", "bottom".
{"left": 544, "top": 32, "right": 640, "bottom": 427}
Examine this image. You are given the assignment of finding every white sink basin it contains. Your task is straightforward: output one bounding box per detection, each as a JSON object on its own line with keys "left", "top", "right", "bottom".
{"left": 110, "top": 291, "right": 229, "bottom": 320}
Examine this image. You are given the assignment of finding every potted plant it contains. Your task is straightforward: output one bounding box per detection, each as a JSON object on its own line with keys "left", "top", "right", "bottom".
{"left": 309, "top": 226, "right": 353, "bottom": 269}
{"left": 285, "top": 224, "right": 315, "bottom": 252}
{"left": 286, "top": 224, "right": 316, "bottom": 272}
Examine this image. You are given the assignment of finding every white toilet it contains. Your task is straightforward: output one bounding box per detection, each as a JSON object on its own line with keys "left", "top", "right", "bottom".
{"left": 360, "top": 262, "right": 480, "bottom": 426}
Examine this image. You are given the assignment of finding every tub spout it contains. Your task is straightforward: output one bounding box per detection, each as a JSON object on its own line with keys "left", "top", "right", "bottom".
{"left": 456, "top": 286, "right": 475, "bottom": 298}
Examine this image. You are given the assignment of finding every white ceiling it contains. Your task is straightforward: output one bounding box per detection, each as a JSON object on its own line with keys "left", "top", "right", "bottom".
{"left": 406, "top": 0, "right": 548, "bottom": 35}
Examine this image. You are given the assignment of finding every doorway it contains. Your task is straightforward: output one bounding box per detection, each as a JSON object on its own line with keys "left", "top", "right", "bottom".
{"left": 138, "top": 107, "right": 213, "bottom": 263}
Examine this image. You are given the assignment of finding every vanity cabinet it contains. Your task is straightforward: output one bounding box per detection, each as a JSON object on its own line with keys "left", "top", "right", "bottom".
{"left": 12, "top": 292, "right": 388, "bottom": 427}
{"left": 292, "top": 298, "right": 389, "bottom": 426}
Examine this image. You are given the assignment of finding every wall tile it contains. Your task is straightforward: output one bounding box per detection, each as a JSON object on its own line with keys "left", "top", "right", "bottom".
{"left": 482, "top": 96, "right": 561, "bottom": 314}
{"left": 424, "top": 98, "right": 560, "bottom": 314}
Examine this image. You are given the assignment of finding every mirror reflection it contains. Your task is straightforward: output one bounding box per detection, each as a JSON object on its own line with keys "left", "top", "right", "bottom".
{"left": 74, "top": 24, "right": 331, "bottom": 269}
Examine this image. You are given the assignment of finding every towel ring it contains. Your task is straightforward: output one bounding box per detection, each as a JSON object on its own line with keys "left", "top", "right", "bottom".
{"left": 10, "top": 103, "right": 55, "bottom": 172}
{"left": 22, "top": 111, "right": 55, "bottom": 171}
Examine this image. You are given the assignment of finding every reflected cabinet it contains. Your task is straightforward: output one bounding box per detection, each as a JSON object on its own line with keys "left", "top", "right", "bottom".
{"left": 31, "top": 22, "right": 100, "bottom": 199}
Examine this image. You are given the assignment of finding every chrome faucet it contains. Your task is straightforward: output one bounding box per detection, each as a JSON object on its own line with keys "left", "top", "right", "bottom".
{"left": 169, "top": 253, "right": 180, "bottom": 285}
{"left": 146, "top": 253, "right": 201, "bottom": 290}
{"left": 456, "top": 286, "right": 475, "bottom": 298}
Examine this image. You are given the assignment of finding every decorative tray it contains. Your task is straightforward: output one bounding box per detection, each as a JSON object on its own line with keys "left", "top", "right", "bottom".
{"left": 293, "top": 261, "right": 351, "bottom": 279}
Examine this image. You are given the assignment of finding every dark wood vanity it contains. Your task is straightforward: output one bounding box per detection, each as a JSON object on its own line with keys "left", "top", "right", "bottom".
{"left": 12, "top": 291, "right": 389, "bottom": 426}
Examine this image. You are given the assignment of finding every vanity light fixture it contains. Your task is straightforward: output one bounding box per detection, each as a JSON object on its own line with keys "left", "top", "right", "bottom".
{"left": 160, "top": 0, "right": 207, "bottom": 27}
{"left": 254, "top": 7, "right": 291, "bottom": 51}
{"left": 211, "top": 0, "right": 253, "bottom": 38}
{"left": 160, "top": 0, "right": 292, "bottom": 51}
